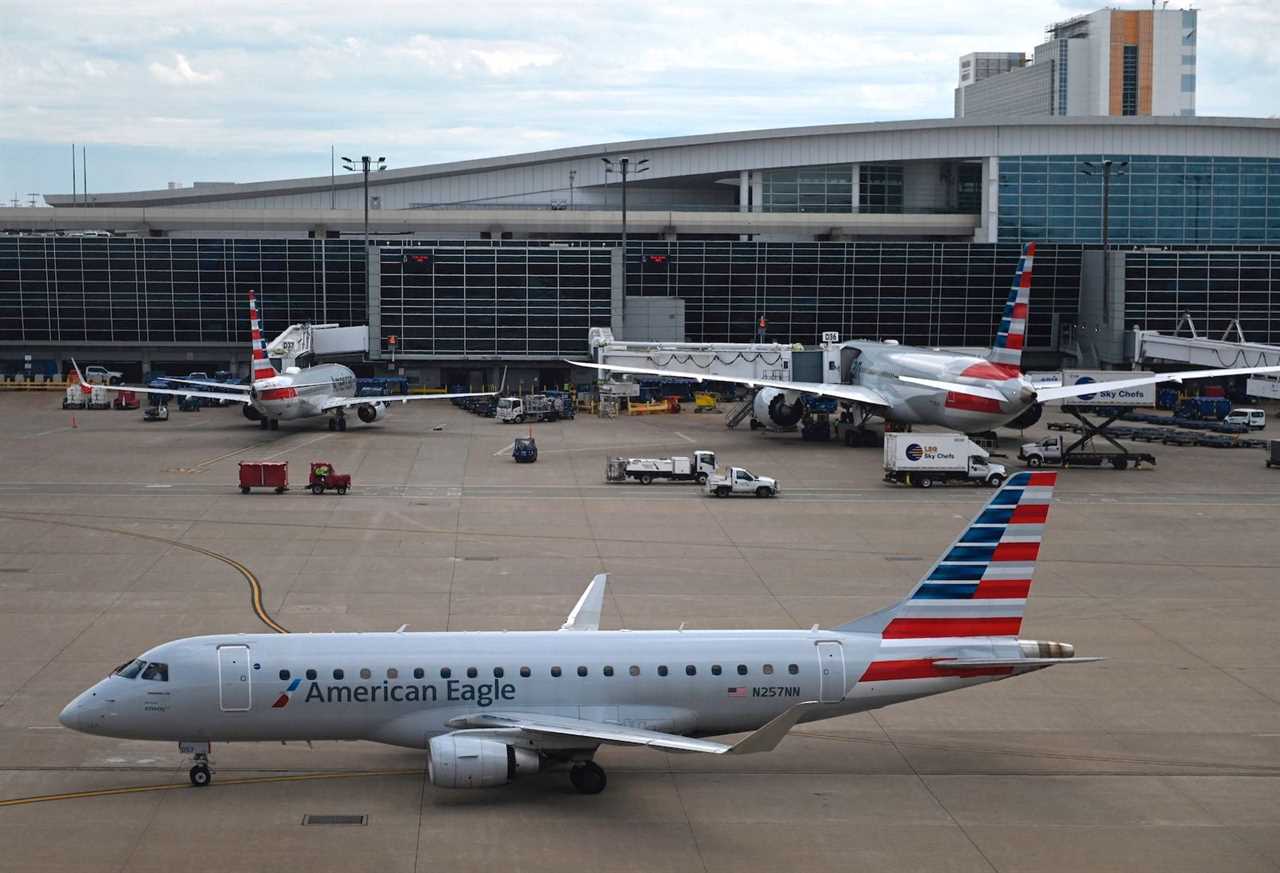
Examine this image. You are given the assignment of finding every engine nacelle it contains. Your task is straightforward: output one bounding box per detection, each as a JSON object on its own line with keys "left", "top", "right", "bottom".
{"left": 242, "top": 405, "right": 263, "bottom": 421}
{"left": 1006, "top": 402, "right": 1043, "bottom": 430}
{"left": 752, "top": 387, "right": 806, "bottom": 429}
{"left": 356, "top": 402, "right": 387, "bottom": 424}
{"left": 427, "top": 735, "right": 540, "bottom": 789}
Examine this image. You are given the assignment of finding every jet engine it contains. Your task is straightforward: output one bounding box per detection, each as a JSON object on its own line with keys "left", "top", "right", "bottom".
{"left": 356, "top": 402, "right": 387, "bottom": 424}
{"left": 752, "top": 387, "right": 806, "bottom": 429}
{"left": 1006, "top": 402, "right": 1044, "bottom": 430}
{"left": 427, "top": 734, "right": 540, "bottom": 789}
{"left": 242, "top": 405, "right": 263, "bottom": 422}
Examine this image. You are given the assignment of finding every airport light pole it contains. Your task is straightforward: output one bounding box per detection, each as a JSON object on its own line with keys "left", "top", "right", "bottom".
{"left": 341, "top": 155, "right": 387, "bottom": 249}
{"left": 1081, "top": 159, "right": 1128, "bottom": 326}
{"left": 602, "top": 156, "right": 648, "bottom": 303}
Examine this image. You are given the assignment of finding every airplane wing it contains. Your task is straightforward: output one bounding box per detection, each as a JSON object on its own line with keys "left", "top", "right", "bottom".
{"left": 158, "top": 377, "right": 253, "bottom": 391}
{"left": 1036, "top": 365, "right": 1280, "bottom": 403}
{"left": 560, "top": 574, "right": 607, "bottom": 631}
{"left": 566, "top": 360, "right": 889, "bottom": 407}
{"left": 319, "top": 391, "right": 495, "bottom": 412}
{"left": 84, "top": 381, "right": 253, "bottom": 405}
{"left": 447, "top": 701, "right": 820, "bottom": 756}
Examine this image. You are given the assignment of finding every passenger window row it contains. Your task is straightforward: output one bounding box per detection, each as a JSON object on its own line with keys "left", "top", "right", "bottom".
{"left": 277, "top": 663, "right": 802, "bottom": 682}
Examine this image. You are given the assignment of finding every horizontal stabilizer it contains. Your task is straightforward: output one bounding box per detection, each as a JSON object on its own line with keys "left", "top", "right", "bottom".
{"left": 896, "top": 375, "right": 1006, "bottom": 402}
{"left": 934, "top": 657, "right": 1103, "bottom": 668}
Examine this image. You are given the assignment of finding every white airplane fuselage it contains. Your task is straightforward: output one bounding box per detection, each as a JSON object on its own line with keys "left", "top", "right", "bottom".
{"left": 250, "top": 362, "right": 357, "bottom": 421}
{"left": 60, "top": 629, "right": 1016, "bottom": 749}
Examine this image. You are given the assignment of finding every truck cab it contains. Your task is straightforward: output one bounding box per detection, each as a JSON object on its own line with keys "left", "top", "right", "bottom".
{"left": 1019, "top": 436, "right": 1065, "bottom": 467}
{"left": 83, "top": 364, "right": 123, "bottom": 385}
{"left": 705, "top": 467, "right": 779, "bottom": 498}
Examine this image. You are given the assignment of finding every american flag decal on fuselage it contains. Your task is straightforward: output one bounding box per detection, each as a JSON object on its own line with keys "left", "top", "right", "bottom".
{"left": 881, "top": 470, "right": 1056, "bottom": 641}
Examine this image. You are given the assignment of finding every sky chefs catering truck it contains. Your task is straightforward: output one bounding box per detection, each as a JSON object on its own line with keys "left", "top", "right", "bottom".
{"left": 883, "top": 433, "right": 1007, "bottom": 488}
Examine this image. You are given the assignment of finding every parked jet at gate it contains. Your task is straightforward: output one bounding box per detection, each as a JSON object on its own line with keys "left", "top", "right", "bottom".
{"left": 571, "top": 243, "right": 1280, "bottom": 437}
{"left": 61, "top": 472, "right": 1097, "bottom": 795}
{"left": 82, "top": 290, "right": 490, "bottom": 430}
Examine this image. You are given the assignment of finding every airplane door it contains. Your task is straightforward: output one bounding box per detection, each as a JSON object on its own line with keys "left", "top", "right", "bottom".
{"left": 816, "top": 642, "right": 846, "bottom": 703}
{"left": 218, "top": 645, "right": 252, "bottom": 712}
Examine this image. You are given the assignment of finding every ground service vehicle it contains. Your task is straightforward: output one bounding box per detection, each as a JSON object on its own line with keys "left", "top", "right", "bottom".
{"left": 513, "top": 436, "right": 538, "bottom": 463}
{"left": 238, "top": 461, "right": 288, "bottom": 494}
{"left": 143, "top": 405, "right": 169, "bottom": 422}
{"left": 607, "top": 450, "right": 716, "bottom": 484}
{"left": 883, "top": 433, "right": 1006, "bottom": 488}
{"left": 1019, "top": 434, "right": 1155, "bottom": 470}
{"left": 705, "top": 467, "right": 779, "bottom": 497}
{"left": 62, "top": 385, "right": 86, "bottom": 409}
{"left": 112, "top": 391, "right": 140, "bottom": 410}
{"left": 82, "top": 365, "right": 123, "bottom": 385}
{"left": 1226, "top": 407, "right": 1266, "bottom": 430}
{"left": 497, "top": 395, "right": 558, "bottom": 423}
{"left": 308, "top": 461, "right": 350, "bottom": 495}
{"left": 60, "top": 472, "right": 1096, "bottom": 795}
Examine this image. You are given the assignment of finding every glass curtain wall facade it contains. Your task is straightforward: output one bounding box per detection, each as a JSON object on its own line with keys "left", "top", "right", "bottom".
{"left": 999, "top": 155, "right": 1280, "bottom": 244}
{"left": 0, "top": 237, "right": 365, "bottom": 344}
{"left": 1124, "top": 250, "right": 1280, "bottom": 344}
{"left": 761, "top": 165, "right": 854, "bottom": 213}
{"left": 378, "top": 245, "right": 613, "bottom": 357}
{"left": 627, "top": 242, "right": 1082, "bottom": 349}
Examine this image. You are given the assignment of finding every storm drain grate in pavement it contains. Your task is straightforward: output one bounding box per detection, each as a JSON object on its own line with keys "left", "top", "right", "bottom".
{"left": 302, "top": 814, "right": 367, "bottom": 826}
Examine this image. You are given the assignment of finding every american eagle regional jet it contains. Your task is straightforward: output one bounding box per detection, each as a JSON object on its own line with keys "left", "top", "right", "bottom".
{"left": 78, "top": 290, "right": 491, "bottom": 430}
{"left": 570, "top": 242, "right": 1280, "bottom": 436}
{"left": 60, "top": 471, "right": 1098, "bottom": 795}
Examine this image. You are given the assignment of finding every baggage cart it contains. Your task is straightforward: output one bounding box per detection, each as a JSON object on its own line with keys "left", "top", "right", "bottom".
{"left": 239, "top": 461, "right": 288, "bottom": 494}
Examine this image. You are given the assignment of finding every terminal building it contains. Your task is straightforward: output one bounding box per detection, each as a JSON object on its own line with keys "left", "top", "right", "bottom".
{"left": 3, "top": 106, "right": 1279, "bottom": 385}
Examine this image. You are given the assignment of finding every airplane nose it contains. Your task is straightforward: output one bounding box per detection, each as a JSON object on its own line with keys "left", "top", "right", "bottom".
{"left": 58, "top": 699, "right": 84, "bottom": 731}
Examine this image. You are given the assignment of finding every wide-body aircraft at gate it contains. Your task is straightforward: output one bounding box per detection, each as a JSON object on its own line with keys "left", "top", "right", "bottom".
{"left": 61, "top": 471, "right": 1098, "bottom": 795}
{"left": 79, "top": 290, "right": 490, "bottom": 430}
{"left": 571, "top": 243, "right": 1280, "bottom": 437}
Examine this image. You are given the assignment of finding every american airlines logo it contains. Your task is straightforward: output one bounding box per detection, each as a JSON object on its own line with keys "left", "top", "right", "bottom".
{"left": 283, "top": 679, "right": 517, "bottom": 708}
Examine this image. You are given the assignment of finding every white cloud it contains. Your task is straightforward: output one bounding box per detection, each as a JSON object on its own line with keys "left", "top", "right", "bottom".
{"left": 148, "top": 53, "right": 222, "bottom": 85}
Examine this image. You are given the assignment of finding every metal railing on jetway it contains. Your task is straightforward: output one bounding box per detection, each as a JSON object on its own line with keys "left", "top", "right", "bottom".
{"left": 1133, "top": 315, "right": 1280, "bottom": 369}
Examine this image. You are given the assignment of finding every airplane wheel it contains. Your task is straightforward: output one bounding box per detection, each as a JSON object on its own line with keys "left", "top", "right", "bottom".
{"left": 337, "top": 418, "right": 347, "bottom": 432}
{"left": 269, "top": 419, "right": 279, "bottom": 431}
{"left": 328, "top": 418, "right": 336, "bottom": 431}
{"left": 259, "top": 419, "right": 269, "bottom": 430}
{"left": 189, "top": 764, "right": 211, "bottom": 787}
{"left": 569, "top": 762, "right": 606, "bottom": 795}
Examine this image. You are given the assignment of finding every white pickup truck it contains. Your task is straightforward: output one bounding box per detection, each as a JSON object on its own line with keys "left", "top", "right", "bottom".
{"left": 704, "top": 467, "right": 779, "bottom": 498}
{"left": 82, "top": 365, "right": 124, "bottom": 385}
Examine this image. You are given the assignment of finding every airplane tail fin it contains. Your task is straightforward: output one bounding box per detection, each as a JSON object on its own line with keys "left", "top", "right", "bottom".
{"left": 987, "top": 242, "right": 1036, "bottom": 374}
{"left": 248, "top": 289, "right": 279, "bottom": 383}
{"left": 837, "top": 471, "right": 1057, "bottom": 638}
{"left": 69, "top": 358, "right": 93, "bottom": 395}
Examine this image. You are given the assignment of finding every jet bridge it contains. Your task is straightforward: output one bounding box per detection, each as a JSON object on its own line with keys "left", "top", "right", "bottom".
{"left": 1133, "top": 315, "right": 1280, "bottom": 371}
{"left": 267, "top": 323, "right": 369, "bottom": 369}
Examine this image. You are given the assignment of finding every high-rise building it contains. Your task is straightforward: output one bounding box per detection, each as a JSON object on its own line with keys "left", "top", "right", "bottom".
{"left": 955, "top": 6, "right": 1197, "bottom": 119}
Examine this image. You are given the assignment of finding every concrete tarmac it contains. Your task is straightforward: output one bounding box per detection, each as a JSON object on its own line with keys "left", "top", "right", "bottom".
{"left": 1, "top": 392, "right": 1278, "bottom": 872}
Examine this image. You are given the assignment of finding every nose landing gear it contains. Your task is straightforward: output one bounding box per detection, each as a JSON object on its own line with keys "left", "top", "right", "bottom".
{"left": 180, "top": 741, "right": 214, "bottom": 787}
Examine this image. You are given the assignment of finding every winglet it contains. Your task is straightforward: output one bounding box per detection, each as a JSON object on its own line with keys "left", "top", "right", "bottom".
{"left": 726, "top": 701, "right": 820, "bottom": 755}
{"left": 69, "top": 358, "right": 92, "bottom": 395}
{"left": 560, "top": 573, "right": 607, "bottom": 631}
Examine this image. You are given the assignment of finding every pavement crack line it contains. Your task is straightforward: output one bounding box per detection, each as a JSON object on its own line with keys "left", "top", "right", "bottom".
{"left": 0, "top": 510, "right": 288, "bottom": 634}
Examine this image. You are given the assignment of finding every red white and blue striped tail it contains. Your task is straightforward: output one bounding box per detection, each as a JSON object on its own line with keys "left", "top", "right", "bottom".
{"left": 988, "top": 242, "right": 1036, "bottom": 374}
{"left": 837, "top": 471, "right": 1056, "bottom": 638}
{"left": 248, "top": 289, "right": 278, "bottom": 383}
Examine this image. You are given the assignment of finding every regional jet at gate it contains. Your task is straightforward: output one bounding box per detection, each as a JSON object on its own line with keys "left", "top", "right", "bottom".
{"left": 60, "top": 471, "right": 1098, "bottom": 795}
{"left": 79, "top": 290, "right": 491, "bottom": 430}
{"left": 570, "top": 243, "right": 1280, "bottom": 439}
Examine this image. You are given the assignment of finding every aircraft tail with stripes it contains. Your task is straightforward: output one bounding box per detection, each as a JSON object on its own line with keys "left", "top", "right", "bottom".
{"left": 248, "top": 289, "right": 279, "bottom": 383}
{"left": 839, "top": 471, "right": 1096, "bottom": 691}
{"left": 987, "top": 242, "right": 1036, "bottom": 375}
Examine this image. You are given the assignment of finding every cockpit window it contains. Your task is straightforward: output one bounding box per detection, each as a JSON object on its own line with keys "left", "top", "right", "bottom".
{"left": 140, "top": 662, "right": 169, "bottom": 682}
{"left": 114, "top": 659, "right": 145, "bottom": 679}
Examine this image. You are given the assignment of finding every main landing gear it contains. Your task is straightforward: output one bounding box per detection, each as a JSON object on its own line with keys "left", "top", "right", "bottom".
{"left": 259, "top": 418, "right": 280, "bottom": 430}
{"left": 181, "top": 741, "right": 214, "bottom": 787}
{"left": 327, "top": 414, "right": 347, "bottom": 432}
{"left": 569, "top": 761, "right": 607, "bottom": 794}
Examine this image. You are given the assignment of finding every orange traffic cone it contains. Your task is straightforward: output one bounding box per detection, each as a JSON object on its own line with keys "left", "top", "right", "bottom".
{"left": 71, "top": 415, "right": 77, "bottom": 429}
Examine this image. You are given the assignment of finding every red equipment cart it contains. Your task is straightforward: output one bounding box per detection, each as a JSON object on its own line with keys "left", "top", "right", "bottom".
{"left": 239, "top": 461, "right": 288, "bottom": 494}
{"left": 308, "top": 461, "right": 351, "bottom": 495}
{"left": 113, "top": 390, "right": 141, "bottom": 410}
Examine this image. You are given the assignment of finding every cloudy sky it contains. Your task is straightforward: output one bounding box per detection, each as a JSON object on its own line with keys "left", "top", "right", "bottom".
{"left": 1, "top": 0, "right": 1276, "bottom": 202}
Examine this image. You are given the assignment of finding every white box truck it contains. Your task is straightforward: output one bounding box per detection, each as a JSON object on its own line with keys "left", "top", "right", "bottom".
{"left": 883, "top": 433, "right": 1007, "bottom": 488}
{"left": 496, "top": 395, "right": 558, "bottom": 423}
{"left": 606, "top": 451, "right": 716, "bottom": 484}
